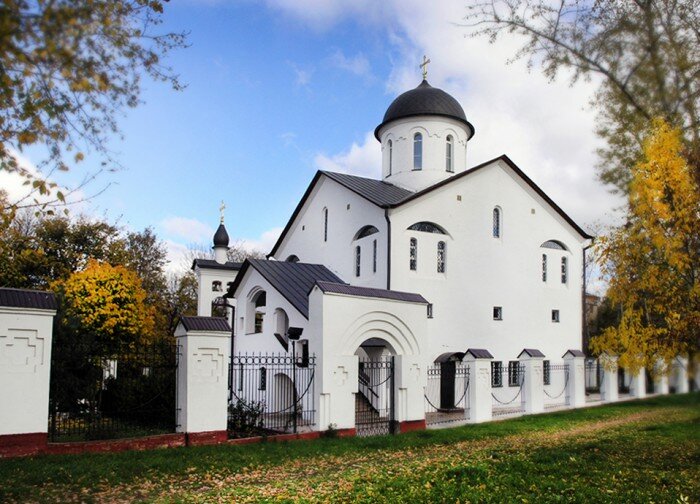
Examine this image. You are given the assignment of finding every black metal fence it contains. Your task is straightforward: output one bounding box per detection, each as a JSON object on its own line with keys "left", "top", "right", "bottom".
{"left": 543, "top": 363, "right": 569, "bottom": 409}
{"left": 424, "top": 362, "right": 469, "bottom": 425}
{"left": 356, "top": 356, "right": 395, "bottom": 437}
{"left": 585, "top": 358, "right": 602, "bottom": 401}
{"left": 228, "top": 353, "right": 316, "bottom": 437}
{"left": 49, "top": 339, "right": 178, "bottom": 442}
{"left": 491, "top": 363, "right": 525, "bottom": 417}
{"left": 618, "top": 368, "right": 631, "bottom": 394}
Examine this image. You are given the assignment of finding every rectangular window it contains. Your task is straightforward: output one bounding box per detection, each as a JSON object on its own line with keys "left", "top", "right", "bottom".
{"left": 427, "top": 303, "right": 433, "bottom": 319}
{"left": 355, "top": 245, "right": 361, "bottom": 277}
{"left": 508, "top": 361, "right": 520, "bottom": 387}
{"left": 542, "top": 254, "right": 547, "bottom": 282}
{"left": 561, "top": 256, "right": 568, "bottom": 283}
{"left": 491, "top": 361, "right": 503, "bottom": 388}
{"left": 437, "top": 241, "right": 446, "bottom": 273}
{"left": 254, "top": 312, "right": 264, "bottom": 333}
{"left": 493, "top": 306, "right": 502, "bottom": 320}
{"left": 552, "top": 309, "right": 560, "bottom": 323}
{"left": 373, "top": 239, "right": 377, "bottom": 273}
{"left": 323, "top": 208, "right": 328, "bottom": 242}
{"left": 259, "top": 367, "right": 267, "bottom": 391}
{"left": 409, "top": 238, "right": 417, "bottom": 271}
{"left": 543, "top": 360, "right": 551, "bottom": 385}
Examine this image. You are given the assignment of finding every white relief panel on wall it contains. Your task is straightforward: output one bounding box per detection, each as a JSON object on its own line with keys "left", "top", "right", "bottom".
{"left": 193, "top": 347, "right": 224, "bottom": 383}
{"left": 0, "top": 329, "right": 44, "bottom": 373}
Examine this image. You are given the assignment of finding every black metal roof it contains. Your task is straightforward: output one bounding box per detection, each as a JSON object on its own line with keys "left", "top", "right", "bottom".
{"left": 179, "top": 316, "right": 231, "bottom": 332}
{"left": 434, "top": 352, "right": 466, "bottom": 363}
{"left": 213, "top": 223, "right": 229, "bottom": 247}
{"left": 322, "top": 171, "right": 414, "bottom": 207}
{"left": 562, "top": 349, "right": 586, "bottom": 358}
{"left": 191, "top": 258, "right": 243, "bottom": 271}
{"left": 374, "top": 80, "right": 475, "bottom": 140}
{"left": 0, "top": 288, "right": 57, "bottom": 310}
{"left": 229, "top": 260, "right": 345, "bottom": 319}
{"left": 465, "top": 348, "right": 494, "bottom": 359}
{"left": 519, "top": 348, "right": 546, "bottom": 358}
{"left": 315, "top": 281, "right": 428, "bottom": 304}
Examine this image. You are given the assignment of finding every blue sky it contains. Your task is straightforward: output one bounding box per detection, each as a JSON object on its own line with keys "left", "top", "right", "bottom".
{"left": 4, "top": 0, "right": 622, "bottom": 282}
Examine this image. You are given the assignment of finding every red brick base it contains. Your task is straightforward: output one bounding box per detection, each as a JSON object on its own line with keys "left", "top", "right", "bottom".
{"left": 0, "top": 432, "right": 47, "bottom": 458}
{"left": 186, "top": 430, "right": 227, "bottom": 446}
{"left": 399, "top": 419, "right": 426, "bottom": 433}
{"left": 44, "top": 433, "right": 186, "bottom": 456}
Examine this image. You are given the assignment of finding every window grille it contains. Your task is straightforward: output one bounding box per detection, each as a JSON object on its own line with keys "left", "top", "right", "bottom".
{"left": 407, "top": 221, "right": 447, "bottom": 234}
{"left": 259, "top": 367, "right": 267, "bottom": 390}
{"left": 409, "top": 238, "right": 417, "bottom": 271}
{"left": 413, "top": 133, "right": 422, "bottom": 170}
{"left": 388, "top": 140, "right": 393, "bottom": 175}
{"left": 437, "top": 241, "right": 446, "bottom": 273}
{"left": 446, "top": 135, "right": 454, "bottom": 172}
{"left": 212, "top": 281, "right": 222, "bottom": 292}
{"left": 372, "top": 239, "right": 377, "bottom": 273}
{"left": 543, "top": 360, "right": 551, "bottom": 385}
{"left": 561, "top": 256, "right": 568, "bottom": 283}
{"left": 493, "top": 208, "right": 501, "bottom": 238}
{"left": 542, "top": 254, "right": 547, "bottom": 282}
{"left": 323, "top": 208, "right": 328, "bottom": 242}
{"left": 508, "top": 361, "right": 520, "bottom": 387}
{"left": 491, "top": 361, "right": 503, "bottom": 387}
{"left": 355, "top": 245, "right": 361, "bottom": 277}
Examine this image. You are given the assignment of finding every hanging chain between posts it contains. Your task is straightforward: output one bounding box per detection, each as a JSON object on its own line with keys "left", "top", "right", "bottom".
{"left": 424, "top": 376, "right": 470, "bottom": 412}
{"left": 230, "top": 369, "right": 315, "bottom": 415}
{"left": 544, "top": 368, "right": 570, "bottom": 399}
{"left": 491, "top": 378, "right": 524, "bottom": 405}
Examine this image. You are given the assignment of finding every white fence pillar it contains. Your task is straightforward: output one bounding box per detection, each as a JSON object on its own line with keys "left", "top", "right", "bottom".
{"left": 562, "top": 350, "right": 586, "bottom": 408}
{"left": 0, "top": 288, "right": 57, "bottom": 457}
{"left": 654, "top": 359, "right": 669, "bottom": 395}
{"left": 600, "top": 354, "right": 619, "bottom": 403}
{"left": 629, "top": 368, "right": 646, "bottom": 399}
{"left": 672, "top": 357, "right": 689, "bottom": 394}
{"left": 175, "top": 316, "right": 231, "bottom": 445}
{"left": 519, "top": 349, "right": 545, "bottom": 415}
{"left": 464, "top": 349, "right": 493, "bottom": 424}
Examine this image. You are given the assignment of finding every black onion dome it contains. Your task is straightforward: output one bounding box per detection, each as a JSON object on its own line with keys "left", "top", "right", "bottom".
{"left": 374, "top": 80, "right": 475, "bottom": 140}
{"left": 213, "top": 223, "right": 229, "bottom": 248}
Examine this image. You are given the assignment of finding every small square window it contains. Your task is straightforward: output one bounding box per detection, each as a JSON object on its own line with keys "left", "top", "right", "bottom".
{"left": 493, "top": 306, "right": 503, "bottom": 320}
{"left": 427, "top": 304, "right": 434, "bottom": 319}
{"left": 552, "top": 309, "right": 560, "bottom": 323}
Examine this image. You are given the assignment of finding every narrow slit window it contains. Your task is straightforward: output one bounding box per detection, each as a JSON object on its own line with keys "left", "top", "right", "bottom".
{"left": 508, "top": 361, "right": 520, "bottom": 387}
{"left": 552, "top": 309, "right": 560, "bottom": 323}
{"left": 493, "top": 306, "right": 502, "bottom": 320}
{"left": 388, "top": 139, "right": 393, "bottom": 176}
{"left": 561, "top": 257, "right": 568, "bottom": 283}
{"left": 372, "top": 239, "right": 377, "bottom": 273}
{"left": 446, "top": 135, "right": 454, "bottom": 172}
{"left": 543, "top": 360, "right": 551, "bottom": 385}
{"left": 323, "top": 208, "right": 328, "bottom": 242}
{"left": 437, "top": 241, "right": 446, "bottom": 273}
{"left": 491, "top": 361, "right": 503, "bottom": 388}
{"left": 355, "top": 245, "right": 361, "bottom": 277}
{"left": 542, "top": 254, "right": 547, "bottom": 282}
{"left": 259, "top": 367, "right": 267, "bottom": 391}
{"left": 409, "top": 238, "right": 417, "bottom": 271}
{"left": 492, "top": 207, "right": 501, "bottom": 238}
{"left": 413, "top": 133, "right": 423, "bottom": 170}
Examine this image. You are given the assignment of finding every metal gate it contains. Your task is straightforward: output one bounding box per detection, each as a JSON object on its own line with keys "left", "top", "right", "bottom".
{"left": 356, "top": 356, "right": 395, "bottom": 437}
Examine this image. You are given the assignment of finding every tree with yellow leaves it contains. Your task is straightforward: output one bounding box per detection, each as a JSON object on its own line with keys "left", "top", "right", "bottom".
{"left": 591, "top": 119, "right": 700, "bottom": 374}
{"left": 55, "top": 259, "right": 156, "bottom": 351}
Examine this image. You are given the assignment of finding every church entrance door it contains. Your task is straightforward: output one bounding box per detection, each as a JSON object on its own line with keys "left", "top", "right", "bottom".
{"left": 355, "top": 355, "right": 395, "bottom": 436}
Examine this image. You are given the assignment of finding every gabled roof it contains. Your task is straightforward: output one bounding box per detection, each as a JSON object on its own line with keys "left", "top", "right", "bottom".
{"left": 465, "top": 348, "right": 494, "bottom": 359}
{"left": 191, "top": 258, "right": 243, "bottom": 272}
{"left": 179, "top": 316, "right": 231, "bottom": 332}
{"left": 562, "top": 349, "right": 586, "bottom": 358}
{"left": 229, "top": 260, "right": 345, "bottom": 319}
{"left": 269, "top": 155, "right": 592, "bottom": 257}
{"left": 315, "top": 281, "right": 428, "bottom": 304}
{"left": 518, "top": 348, "right": 546, "bottom": 358}
{"left": 0, "top": 288, "right": 57, "bottom": 311}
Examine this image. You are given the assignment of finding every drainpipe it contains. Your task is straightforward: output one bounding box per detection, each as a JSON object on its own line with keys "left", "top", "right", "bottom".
{"left": 384, "top": 209, "right": 392, "bottom": 290}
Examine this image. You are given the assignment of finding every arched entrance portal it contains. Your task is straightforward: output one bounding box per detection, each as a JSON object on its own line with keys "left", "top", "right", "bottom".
{"left": 355, "top": 338, "right": 396, "bottom": 436}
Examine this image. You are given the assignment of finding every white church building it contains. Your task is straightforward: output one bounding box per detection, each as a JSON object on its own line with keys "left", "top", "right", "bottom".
{"left": 193, "top": 73, "right": 593, "bottom": 435}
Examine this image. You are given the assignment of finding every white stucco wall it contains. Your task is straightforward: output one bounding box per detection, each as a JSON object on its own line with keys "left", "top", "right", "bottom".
{"left": 272, "top": 177, "right": 389, "bottom": 288}
{"left": 388, "top": 158, "right": 588, "bottom": 364}
{"left": 195, "top": 266, "right": 238, "bottom": 317}
{"left": 0, "top": 307, "right": 55, "bottom": 435}
{"left": 378, "top": 116, "right": 471, "bottom": 192}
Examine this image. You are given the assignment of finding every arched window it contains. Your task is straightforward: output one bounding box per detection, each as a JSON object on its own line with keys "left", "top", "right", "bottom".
{"left": 492, "top": 207, "right": 501, "bottom": 238}
{"left": 373, "top": 239, "right": 377, "bottom": 273}
{"left": 388, "top": 139, "right": 393, "bottom": 176}
{"left": 355, "top": 245, "right": 361, "bottom": 277}
{"left": 561, "top": 257, "right": 568, "bottom": 283}
{"left": 437, "top": 241, "right": 446, "bottom": 273}
{"left": 285, "top": 254, "right": 300, "bottom": 263}
{"left": 413, "top": 133, "right": 423, "bottom": 170}
{"left": 323, "top": 207, "right": 328, "bottom": 242}
{"left": 250, "top": 290, "right": 266, "bottom": 334}
{"left": 353, "top": 225, "right": 379, "bottom": 240}
{"left": 445, "top": 135, "right": 454, "bottom": 173}
{"left": 274, "top": 309, "right": 289, "bottom": 339}
{"left": 409, "top": 238, "right": 417, "bottom": 271}
{"left": 540, "top": 240, "right": 568, "bottom": 251}
{"left": 542, "top": 254, "right": 547, "bottom": 282}
{"left": 212, "top": 281, "right": 222, "bottom": 292}
{"left": 407, "top": 221, "right": 448, "bottom": 234}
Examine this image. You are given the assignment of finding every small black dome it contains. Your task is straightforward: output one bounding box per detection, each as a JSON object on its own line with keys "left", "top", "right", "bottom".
{"left": 213, "top": 224, "right": 229, "bottom": 248}
{"left": 374, "top": 80, "right": 475, "bottom": 140}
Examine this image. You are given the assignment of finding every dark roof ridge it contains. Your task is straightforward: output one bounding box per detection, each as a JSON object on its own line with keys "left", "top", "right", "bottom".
{"left": 0, "top": 287, "right": 58, "bottom": 310}
{"left": 314, "top": 281, "right": 428, "bottom": 304}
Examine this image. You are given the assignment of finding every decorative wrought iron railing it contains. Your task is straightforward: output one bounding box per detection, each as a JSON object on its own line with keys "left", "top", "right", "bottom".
{"left": 585, "top": 358, "right": 602, "bottom": 400}
{"left": 543, "top": 363, "right": 569, "bottom": 409}
{"left": 228, "top": 353, "right": 316, "bottom": 438}
{"left": 491, "top": 364, "right": 525, "bottom": 417}
{"left": 424, "top": 362, "right": 470, "bottom": 425}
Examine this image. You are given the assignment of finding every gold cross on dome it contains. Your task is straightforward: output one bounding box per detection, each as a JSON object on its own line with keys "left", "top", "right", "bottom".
{"left": 420, "top": 55, "right": 431, "bottom": 80}
{"left": 219, "top": 200, "right": 226, "bottom": 224}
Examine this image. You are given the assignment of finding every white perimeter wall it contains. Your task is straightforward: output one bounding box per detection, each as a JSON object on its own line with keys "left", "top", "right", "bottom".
{"left": 389, "top": 159, "right": 587, "bottom": 364}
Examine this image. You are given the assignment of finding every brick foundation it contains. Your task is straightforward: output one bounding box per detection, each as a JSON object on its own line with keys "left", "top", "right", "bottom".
{"left": 186, "top": 430, "right": 228, "bottom": 446}
{"left": 44, "top": 433, "right": 186, "bottom": 456}
{"left": 399, "top": 419, "right": 426, "bottom": 433}
{"left": 0, "top": 432, "right": 47, "bottom": 458}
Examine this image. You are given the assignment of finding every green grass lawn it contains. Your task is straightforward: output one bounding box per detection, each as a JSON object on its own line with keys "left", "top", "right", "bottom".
{"left": 1, "top": 394, "right": 698, "bottom": 503}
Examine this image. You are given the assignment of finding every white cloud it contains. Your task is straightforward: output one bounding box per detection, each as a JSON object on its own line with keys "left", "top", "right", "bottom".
{"left": 163, "top": 239, "right": 192, "bottom": 274}
{"left": 160, "top": 216, "right": 215, "bottom": 243}
{"left": 239, "top": 226, "right": 284, "bottom": 254}
{"left": 263, "top": 0, "right": 386, "bottom": 31}
{"left": 314, "top": 131, "right": 381, "bottom": 178}
{"left": 289, "top": 62, "right": 313, "bottom": 87}
{"left": 328, "top": 50, "right": 373, "bottom": 80}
